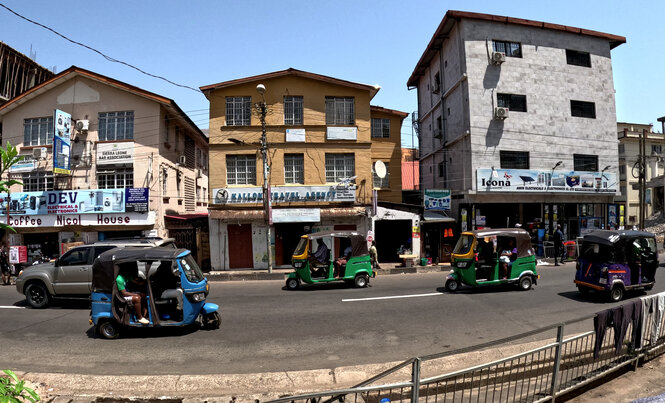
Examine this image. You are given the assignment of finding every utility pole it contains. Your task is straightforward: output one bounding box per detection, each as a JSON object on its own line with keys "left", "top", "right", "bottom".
{"left": 639, "top": 128, "right": 646, "bottom": 230}
{"left": 256, "top": 84, "right": 272, "bottom": 273}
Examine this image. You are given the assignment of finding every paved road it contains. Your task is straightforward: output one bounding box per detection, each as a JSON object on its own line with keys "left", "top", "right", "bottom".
{"left": 1, "top": 262, "right": 664, "bottom": 377}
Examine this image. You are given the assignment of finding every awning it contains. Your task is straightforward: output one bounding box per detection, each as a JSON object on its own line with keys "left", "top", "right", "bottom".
{"left": 164, "top": 213, "right": 209, "bottom": 221}
{"left": 209, "top": 206, "right": 366, "bottom": 221}
{"left": 422, "top": 210, "right": 455, "bottom": 224}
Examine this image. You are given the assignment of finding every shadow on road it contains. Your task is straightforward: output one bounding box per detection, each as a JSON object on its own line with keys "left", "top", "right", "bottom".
{"left": 282, "top": 282, "right": 372, "bottom": 292}
{"left": 435, "top": 284, "right": 530, "bottom": 295}
{"left": 15, "top": 298, "right": 91, "bottom": 310}
{"left": 558, "top": 289, "right": 648, "bottom": 304}
{"left": 86, "top": 323, "right": 202, "bottom": 339}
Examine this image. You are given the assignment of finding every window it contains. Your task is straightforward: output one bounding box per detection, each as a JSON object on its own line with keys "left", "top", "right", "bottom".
{"left": 22, "top": 171, "right": 54, "bottom": 191}
{"left": 97, "top": 168, "right": 134, "bottom": 189}
{"left": 284, "top": 96, "right": 303, "bottom": 125}
{"left": 571, "top": 101, "right": 596, "bottom": 119}
{"left": 59, "top": 247, "right": 90, "bottom": 266}
{"left": 566, "top": 49, "right": 591, "bottom": 67}
{"left": 438, "top": 162, "right": 444, "bottom": 177}
{"left": 373, "top": 166, "right": 390, "bottom": 188}
{"left": 433, "top": 73, "right": 441, "bottom": 93}
{"left": 196, "top": 186, "right": 201, "bottom": 201}
{"left": 371, "top": 118, "right": 390, "bottom": 138}
{"left": 284, "top": 154, "right": 304, "bottom": 184}
{"left": 574, "top": 154, "right": 598, "bottom": 171}
{"left": 500, "top": 151, "right": 529, "bottom": 169}
{"left": 618, "top": 144, "right": 625, "bottom": 154}
{"left": 492, "top": 40, "right": 522, "bottom": 58}
{"left": 652, "top": 145, "right": 662, "bottom": 155}
{"left": 24, "top": 117, "right": 53, "bottom": 146}
{"left": 227, "top": 155, "right": 256, "bottom": 185}
{"left": 325, "top": 154, "right": 354, "bottom": 183}
{"left": 325, "top": 97, "right": 354, "bottom": 125}
{"left": 225, "top": 96, "right": 251, "bottom": 126}
{"left": 162, "top": 169, "right": 168, "bottom": 195}
{"left": 497, "top": 93, "right": 527, "bottom": 112}
{"left": 99, "top": 111, "right": 134, "bottom": 141}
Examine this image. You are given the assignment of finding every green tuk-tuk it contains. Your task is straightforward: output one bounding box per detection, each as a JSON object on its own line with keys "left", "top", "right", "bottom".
{"left": 446, "top": 228, "right": 539, "bottom": 292}
{"left": 285, "top": 231, "right": 376, "bottom": 290}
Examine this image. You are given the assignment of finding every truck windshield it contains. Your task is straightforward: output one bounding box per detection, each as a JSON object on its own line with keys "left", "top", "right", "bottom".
{"left": 293, "top": 237, "right": 308, "bottom": 257}
{"left": 179, "top": 254, "right": 205, "bottom": 283}
{"left": 453, "top": 235, "right": 474, "bottom": 255}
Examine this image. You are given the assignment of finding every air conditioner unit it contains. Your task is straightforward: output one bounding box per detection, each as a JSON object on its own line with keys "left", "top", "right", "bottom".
{"left": 196, "top": 168, "right": 203, "bottom": 178}
{"left": 32, "top": 147, "right": 47, "bottom": 160}
{"left": 178, "top": 155, "right": 186, "bottom": 165}
{"left": 494, "top": 107, "right": 509, "bottom": 120}
{"left": 75, "top": 119, "right": 89, "bottom": 132}
{"left": 491, "top": 52, "right": 506, "bottom": 65}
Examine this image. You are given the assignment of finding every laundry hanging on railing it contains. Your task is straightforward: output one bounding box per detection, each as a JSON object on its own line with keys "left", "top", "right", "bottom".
{"left": 593, "top": 300, "right": 643, "bottom": 359}
{"left": 640, "top": 291, "right": 665, "bottom": 347}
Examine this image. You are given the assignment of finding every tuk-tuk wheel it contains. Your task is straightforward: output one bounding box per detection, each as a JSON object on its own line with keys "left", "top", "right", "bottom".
{"left": 577, "top": 285, "right": 590, "bottom": 295}
{"left": 445, "top": 279, "right": 459, "bottom": 292}
{"left": 519, "top": 276, "right": 533, "bottom": 291}
{"left": 202, "top": 312, "right": 221, "bottom": 330}
{"left": 354, "top": 274, "right": 369, "bottom": 288}
{"left": 97, "top": 320, "right": 120, "bottom": 339}
{"left": 286, "top": 278, "right": 300, "bottom": 290}
{"left": 609, "top": 285, "right": 624, "bottom": 302}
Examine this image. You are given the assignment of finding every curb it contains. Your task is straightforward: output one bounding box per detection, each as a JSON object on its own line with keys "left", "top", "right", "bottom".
{"left": 204, "top": 265, "right": 451, "bottom": 281}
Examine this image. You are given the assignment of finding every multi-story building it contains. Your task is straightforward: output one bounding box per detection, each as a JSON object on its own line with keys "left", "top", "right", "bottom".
{"left": 202, "top": 68, "right": 416, "bottom": 270}
{"left": 408, "top": 10, "right": 625, "bottom": 240}
{"left": 618, "top": 122, "right": 665, "bottom": 225}
{"left": 0, "top": 42, "right": 54, "bottom": 108}
{"left": 0, "top": 66, "right": 210, "bottom": 266}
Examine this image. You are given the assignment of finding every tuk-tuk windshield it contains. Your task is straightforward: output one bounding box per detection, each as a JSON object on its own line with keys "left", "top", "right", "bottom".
{"left": 580, "top": 241, "right": 617, "bottom": 262}
{"left": 179, "top": 254, "right": 205, "bottom": 283}
{"left": 293, "top": 237, "right": 308, "bottom": 257}
{"left": 453, "top": 234, "right": 474, "bottom": 255}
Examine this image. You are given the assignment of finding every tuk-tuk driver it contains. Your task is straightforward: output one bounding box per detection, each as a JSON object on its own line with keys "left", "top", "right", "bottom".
{"left": 500, "top": 239, "right": 517, "bottom": 279}
{"left": 116, "top": 268, "right": 149, "bottom": 325}
{"left": 309, "top": 239, "right": 330, "bottom": 265}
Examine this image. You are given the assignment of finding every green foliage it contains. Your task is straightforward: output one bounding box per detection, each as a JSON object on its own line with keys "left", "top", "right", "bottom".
{"left": 0, "top": 370, "right": 40, "bottom": 402}
{"left": 0, "top": 142, "right": 24, "bottom": 233}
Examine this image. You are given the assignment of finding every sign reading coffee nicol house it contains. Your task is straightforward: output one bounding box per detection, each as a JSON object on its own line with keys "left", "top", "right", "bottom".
{"left": 0, "top": 188, "right": 152, "bottom": 228}
{"left": 476, "top": 168, "right": 618, "bottom": 194}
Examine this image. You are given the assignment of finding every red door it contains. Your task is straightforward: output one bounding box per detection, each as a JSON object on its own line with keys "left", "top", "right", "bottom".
{"left": 228, "top": 224, "right": 253, "bottom": 269}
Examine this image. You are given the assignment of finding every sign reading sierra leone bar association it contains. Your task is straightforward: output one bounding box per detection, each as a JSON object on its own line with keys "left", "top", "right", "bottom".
{"left": 96, "top": 142, "right": 134, "bottom": 165}
{"left": 476, "top": 168, "right": 618, "bottom": 194}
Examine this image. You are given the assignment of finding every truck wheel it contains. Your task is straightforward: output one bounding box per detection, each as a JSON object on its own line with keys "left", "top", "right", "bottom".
{"left": 25, "top": 282, "right": 50, "bottom": 309}
{"left": 609, "top": 285, "right": 624, "bottom": 302}
{"left": 286, "top": 278, "right": 300, "bottom": 290}
{"left": 97, "top": 320, "right": 120, "bottom": 339}
{"left": 354, "top": 274, "right": 369, "bottom": 288}
{"left": 445, "top": 279, "right": 459, "bottom": 292}
{"left": 519, "top": 276, "right": 533, "bottom": 291}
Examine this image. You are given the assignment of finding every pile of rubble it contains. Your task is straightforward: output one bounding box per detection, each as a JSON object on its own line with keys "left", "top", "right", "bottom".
{"left": 644, "top": 212, "right": 665, "bottom": 245}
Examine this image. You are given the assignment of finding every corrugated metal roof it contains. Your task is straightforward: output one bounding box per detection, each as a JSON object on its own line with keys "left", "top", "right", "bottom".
{"left": 402, "top": 161, "right": 419, "bottom": 190}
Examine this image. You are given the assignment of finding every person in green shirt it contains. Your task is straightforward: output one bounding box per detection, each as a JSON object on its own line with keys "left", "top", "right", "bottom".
{"left": 116, "top": 270, "right": 149, "bottom": 324}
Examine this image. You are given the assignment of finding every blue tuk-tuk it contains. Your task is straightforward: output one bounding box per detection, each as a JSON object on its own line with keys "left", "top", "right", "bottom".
{"left": 575, "top": 230, "right": 658, "bottom": 302}
{"left": 90, "top": 247, "right": 220, "bottom": 339}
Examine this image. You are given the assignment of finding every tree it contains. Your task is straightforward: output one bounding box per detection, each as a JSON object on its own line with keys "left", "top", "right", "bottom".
{"left": 0, "top": 142, "right": 24, "bottom": 233}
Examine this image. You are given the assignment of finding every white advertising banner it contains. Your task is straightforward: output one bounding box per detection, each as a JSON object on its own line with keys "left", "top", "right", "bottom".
{"left": 272, "top": 208, "right": 321, "bottom": 223}
{"left": 476, "top": 168, "right": 618, "bottom": 194}
{"left": 0, "top": 211, "right": 155, "bottom": 228}
{"left": 212, "top": 185, "right": 356, "bottom": 205}
{"left": 285, "top": 128, "right": 306, "bottom": 142}
{"left": 96, "top": 142, "right": 134, "bottom": 165}
{"left": 326, "top": 127, "right": 357, "bottom": 140}
{"left": 9, "top": 161, "right": 36, "bottom": 172}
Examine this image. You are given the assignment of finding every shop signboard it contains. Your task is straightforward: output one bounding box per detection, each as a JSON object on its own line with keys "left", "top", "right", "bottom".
{"left": 96, "top": 142, "right": 134, "bottom": 165}
{"left": 53, "top": 109, "right": 72, "bottom": 175}
{"left": 476, "top": 168, "right": 618, "bottom": 194}
{"left": 0, "top": 188, "right": 149, "bottom": 215}
{"left": 0, "top": 211, "right": 156, "bottom": 228}
{"left": 212, "top": 185, "right": 356, "bottom": 205}
{"left": 424, "top": 189, "right": 451, "bottom": 211}
{"left": 9, "top": 245, "right": 28, "bottom": 264}
{"left": 285, "top": 128, "right": 306, "bottom": 142}
{"left": 9, "top": 161, "right": 35, "bottom": 173}
{"left": 326, "top": 127, "right": 357, "bottom": 140}
{"left": 271, "top": 208, "right": 321, "bottom": 223}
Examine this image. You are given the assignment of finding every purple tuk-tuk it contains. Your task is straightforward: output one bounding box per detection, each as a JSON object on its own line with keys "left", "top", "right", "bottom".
{"left": 575, "top": 230, "right": 658, "bottom": 302}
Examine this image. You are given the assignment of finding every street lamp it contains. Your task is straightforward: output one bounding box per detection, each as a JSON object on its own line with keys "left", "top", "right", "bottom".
{"left": 256, "top": 84, "right": 272, "bottom": 273}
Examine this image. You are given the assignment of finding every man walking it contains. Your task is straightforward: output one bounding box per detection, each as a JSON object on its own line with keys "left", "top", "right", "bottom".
{"left": 553, "top": 225, "right": 564, "bottom": 266}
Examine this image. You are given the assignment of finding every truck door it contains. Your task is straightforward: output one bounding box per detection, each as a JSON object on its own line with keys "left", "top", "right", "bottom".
{"left": 52, "top": 247, "right": 92, "bottom": 295}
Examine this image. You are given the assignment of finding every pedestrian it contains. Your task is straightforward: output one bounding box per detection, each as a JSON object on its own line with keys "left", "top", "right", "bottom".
{"left": 369, "top": 241, "right": 381, "bottom": 270}
{"left": 553, "top": 224, "right": 564, "bottom": 266}
{"left": 0, "top": 242, "right": 10, "bottom": 285}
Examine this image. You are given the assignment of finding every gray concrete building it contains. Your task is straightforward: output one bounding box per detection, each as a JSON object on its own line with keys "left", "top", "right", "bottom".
{"left": 408, "top": 10, "right": 625, "bottom": 248}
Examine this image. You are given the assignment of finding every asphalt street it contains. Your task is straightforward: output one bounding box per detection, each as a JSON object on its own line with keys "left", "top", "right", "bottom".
{"left": 1, "top": 262, "right": 664, "bottom": 377}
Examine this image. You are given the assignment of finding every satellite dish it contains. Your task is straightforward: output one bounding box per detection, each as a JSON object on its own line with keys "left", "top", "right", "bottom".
{"left": 374, "top": 160, "right": 387, "bottom": 179}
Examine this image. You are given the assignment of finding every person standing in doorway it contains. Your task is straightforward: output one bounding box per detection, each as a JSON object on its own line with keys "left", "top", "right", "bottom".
{"left": 553, "top": 225, "right": 564, "bottom": 266}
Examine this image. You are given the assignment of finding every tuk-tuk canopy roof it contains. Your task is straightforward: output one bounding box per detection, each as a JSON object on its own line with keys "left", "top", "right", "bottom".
{"left": 302, "top": 231, "right": 369, "bottom": 257}
{"left": 462, "top": 228, "right": 533, "bottom": 258}
{"left": 583, "top": 230, "right": 655, "bottom": 246}
{"left": 92, "top": 247, "right": 189, "bottom": 293}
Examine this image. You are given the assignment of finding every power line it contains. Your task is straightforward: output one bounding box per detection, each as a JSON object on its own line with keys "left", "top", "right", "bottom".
{"left": 0, "top": 2, "right": 201, "bottom": 94}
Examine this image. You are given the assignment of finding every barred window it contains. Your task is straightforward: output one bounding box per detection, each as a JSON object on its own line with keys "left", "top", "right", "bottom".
{"left": 497, "top": 93, "right": 527, "bottom": 112}
{"left": 284, "top": 96, "right": 303, "bottom": 125}
{"left": 284, "top": 154, "right": 304, "bottom": 184}
{"left": 574, "top": 154, "right": 598, "bottom": 172}
{"left": 371, "top": 118, "right": 390, "bottom": 138}
{"left": 325, "top": 97, "right": 354, "bottom": 125}
{"left": 99, "top": 111, "right": 134, "bottom": 141}
{"left": 571, "top": 100, "right": 596, "bottom": 119}
{"left": 492, "top": 40, "right": 522, "bottom": 58}
{"left": 325, "top": 153, "right": 355, "bottom": 183}
{"left": 97, "top": 168, "right": 134, "bottom": 189}
{"left": 227, "top": 155, "right": 256, "bottom": 185}
{"left": 372, "top": 166, "right": 390, "bottom": 189}
{"left": 24, "top": 117, "right": 53, "bottom": 146}
{"left": 226, "top": 97, "right": 251, "bottom": 126}
{"left": 500, "top": 151, "right": 529, "bottom": 169}
{"left": 566, "top": 49, "right": 591, "bottom": 67}
{"left": 22, "top": 171, "right": 54, "bottom": 192}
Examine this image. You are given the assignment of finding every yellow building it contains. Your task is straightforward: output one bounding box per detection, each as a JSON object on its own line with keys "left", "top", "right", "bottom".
{"left": 201, "top": 69, "right": 415, "bottom": 270}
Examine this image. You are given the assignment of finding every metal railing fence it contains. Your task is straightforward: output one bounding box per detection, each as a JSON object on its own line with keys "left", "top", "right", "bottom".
{"left": 266, "top": 297, "right": 665, "bottom": 403}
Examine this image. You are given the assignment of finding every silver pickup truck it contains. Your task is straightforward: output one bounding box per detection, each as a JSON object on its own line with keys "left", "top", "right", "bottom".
{"left": 16, "top": 238, "right": 175, "bottom": 308}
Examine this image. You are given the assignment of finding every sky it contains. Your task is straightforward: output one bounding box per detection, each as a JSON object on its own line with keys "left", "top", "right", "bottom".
{"left": 1, "top": 0, "right": 663, "bottom": 149}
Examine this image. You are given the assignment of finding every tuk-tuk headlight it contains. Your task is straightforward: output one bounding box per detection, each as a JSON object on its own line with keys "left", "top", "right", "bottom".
{"left": 188, "top": 292, "right": 206, "bottom": 302}
{"left": 601, "top": 266, "right": 609, "bottom": 274}
{"left": 456, "top": 261, "right": 468, "bottom": 268}
{"left": 293, "top": 261, "right": 304, "bottom": 269}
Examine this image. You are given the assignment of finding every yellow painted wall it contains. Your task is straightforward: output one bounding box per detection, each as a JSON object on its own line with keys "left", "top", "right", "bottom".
{"left": 370, "top": 109, "right": 405, "bottom": 203}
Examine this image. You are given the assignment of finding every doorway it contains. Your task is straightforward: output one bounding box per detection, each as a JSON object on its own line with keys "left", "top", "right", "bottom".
{"left": 227, "top": 224, "right": 253, "bottom": 268}
{"left": 374, "top": 219, "right": 412, "bottom": 263}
